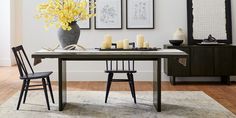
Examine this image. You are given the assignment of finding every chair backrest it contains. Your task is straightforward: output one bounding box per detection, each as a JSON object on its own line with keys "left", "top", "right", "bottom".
{"left": 12, "top": 45, "right": 34, "bottom": 77}
{"left": 105, "top": 43, "right": 135, "bottom": 71}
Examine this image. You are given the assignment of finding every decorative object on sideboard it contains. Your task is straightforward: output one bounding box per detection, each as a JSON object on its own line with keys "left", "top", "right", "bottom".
{"left": 173, "top": 28, "right": 187, "bottom": 44}
{"left": 169, "top": 40, "right": 183, "bottom": 46}
{"left": 200, "top": 34, "right": 218, "bottom": 45}
{"left": 36, "top": 0, "right": 95, "bottom": 48}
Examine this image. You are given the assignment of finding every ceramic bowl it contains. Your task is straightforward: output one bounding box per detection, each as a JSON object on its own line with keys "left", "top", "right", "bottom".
{"left": 169, "top": 40, "right": 183, "bottom": 46}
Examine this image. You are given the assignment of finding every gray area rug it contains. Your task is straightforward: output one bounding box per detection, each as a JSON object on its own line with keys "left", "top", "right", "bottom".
{"left": 0, "top": 91, "right": 235, "bottom": 118}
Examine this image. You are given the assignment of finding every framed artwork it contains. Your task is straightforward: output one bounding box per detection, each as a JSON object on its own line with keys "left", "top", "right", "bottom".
{"left": 77, "top": 0, "right": 91, "bottom": 30}
{"left": 187, "top": 0, "right": 232, "bottom": 44}
{"left": 95, "top": 0, "right": 123, "bottom": 30}
{"left": 126, "top": 0, "right": 155, "bottom": 29}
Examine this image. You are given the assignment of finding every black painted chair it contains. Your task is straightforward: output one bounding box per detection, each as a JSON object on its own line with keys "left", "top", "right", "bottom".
{"left": 105, "top": 43, "right": 137, "bottom": 103}
{"left": 12, "top": 45, "right": 54, "bottom": 110}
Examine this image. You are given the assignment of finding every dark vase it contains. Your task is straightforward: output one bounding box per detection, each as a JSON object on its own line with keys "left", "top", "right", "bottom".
{"left": 58, "top": 21, "right": 80, "bottom": 48}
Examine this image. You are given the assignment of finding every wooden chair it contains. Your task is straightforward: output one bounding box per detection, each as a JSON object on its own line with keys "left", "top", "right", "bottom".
{"left": 12, "top": 45, "right": 54, "bottom": 110}
{"left": 105, "top": 43, "right": 137, "bottom": 103}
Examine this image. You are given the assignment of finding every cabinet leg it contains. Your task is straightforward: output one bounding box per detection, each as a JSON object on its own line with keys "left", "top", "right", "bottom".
{"left": 221, "top": 76, "right": 231, "bottom": 85}
{"left": 170, "top": 76, "right": 176, "bottom": 85}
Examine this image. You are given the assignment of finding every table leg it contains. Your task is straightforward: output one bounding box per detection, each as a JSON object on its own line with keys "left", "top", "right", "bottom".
{"left": 153, "top": 59, "right": 161, "bottom": 112}
{"left": 58, "top": 59, "right": 67, "bottom": 111}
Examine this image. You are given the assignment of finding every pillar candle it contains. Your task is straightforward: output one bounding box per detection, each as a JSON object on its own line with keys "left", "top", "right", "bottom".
{"left": 136, "top": 34, "right": 144, "bottom": 48}
{"left": 104, "top": 34, "right": 112, "bottom": 49}
{"left": 123, "top": 39, "right": 129, "bottom": 49}
{"left": 101, "top": 41, "right": 108, "bottom": 49}
{"left": 117, "top": 40, "right": 123, "bottom": 49}
{"left": 143, "top": 41, "right": 150, "bottom": 48}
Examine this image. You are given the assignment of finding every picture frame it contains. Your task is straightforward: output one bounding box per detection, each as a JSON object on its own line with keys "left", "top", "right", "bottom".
{"left": 77, "top": 0, "right": 91, "bottom": 30}
{"left": 95, "top": 0, "right": 123, "bottom": 30}
{"left": 126, "top": 0, "right": 155, "bottom": 29}
{"left": 187, "top": 0, "right": 232, "bottom": 45}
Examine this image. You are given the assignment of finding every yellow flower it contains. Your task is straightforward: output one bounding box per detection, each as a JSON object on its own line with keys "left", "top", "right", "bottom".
{"left": 36, "top": 0, "right": 95, "bottom": 31}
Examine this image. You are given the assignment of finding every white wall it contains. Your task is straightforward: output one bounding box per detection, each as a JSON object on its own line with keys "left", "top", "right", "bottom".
{"left": 19, "top": 0, "right": 236, "bottom": 81}
{"left": 0, "top": 0, "right": 19, "bottom": 66}
{"left": 0, "top": 1, "right": 11, "bottom": 66}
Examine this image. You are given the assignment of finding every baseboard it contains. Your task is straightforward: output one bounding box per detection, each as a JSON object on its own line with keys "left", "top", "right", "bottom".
{"left": 0, "top": 58, "right": 12, "bottom": 66}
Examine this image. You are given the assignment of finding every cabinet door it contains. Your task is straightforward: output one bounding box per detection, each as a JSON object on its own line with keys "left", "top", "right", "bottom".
{"left": 214, "top": 46, "right": 232, "bottom": 75}
{"left": 232, "top": 47, "right": 236, "bottom": 75}
{"left": 191, "top": 47, "right": 214, "bottom": 76}
{"left": 164, "top": 46, "right": 190, "bottom": 76}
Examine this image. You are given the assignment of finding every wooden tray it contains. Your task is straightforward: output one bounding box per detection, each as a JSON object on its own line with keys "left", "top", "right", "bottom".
{"left": 96, "top": 48, "right": 161, "bottom": 51}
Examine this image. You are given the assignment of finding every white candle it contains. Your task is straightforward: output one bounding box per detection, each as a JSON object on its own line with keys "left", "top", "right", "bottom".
{"left": 101, "top": 41, "right": 108, "bottom": 49}
{"left": 123, "top": 39, "right": 129, "bottom": 49}
{"left": 104, "top": 34, "right": 112, "bottom": 49}
{"left": 136, "top": 34, "right": 144, "bottom": 48}
{"left": 143, "top": 41, "right": 149, "bottom": 48}
{"left": 117, "top": 40, "right": 123, "bottom": 49}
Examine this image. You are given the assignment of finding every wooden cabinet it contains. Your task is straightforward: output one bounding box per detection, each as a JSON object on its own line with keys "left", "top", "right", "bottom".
{"left": 164, "top": 45, "right": 236, "bottom": 85}
{"left": 191, "top": 47, "right": 214, "bottom": 76}
{"left": 232, "top": 48, "right": 236, "bottom": 75}
{"left": 214, "top": 47, "right": 233, "bottom": 75}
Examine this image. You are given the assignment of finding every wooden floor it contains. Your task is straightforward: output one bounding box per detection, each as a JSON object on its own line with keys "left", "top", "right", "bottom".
{"left": 1, "top": 66, "right": 236, "bottom": 114}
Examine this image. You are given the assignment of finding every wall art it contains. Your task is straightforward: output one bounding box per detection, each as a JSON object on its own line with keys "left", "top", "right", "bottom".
{"left": 126, "top": 0, "right": 154, "bottom": 29}
{"left": 95, "top": 0, "right": 122, "bottom": 29}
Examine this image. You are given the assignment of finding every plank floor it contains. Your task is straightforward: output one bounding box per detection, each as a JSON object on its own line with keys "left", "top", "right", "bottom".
{"left": 1, "top": 66, "right": 236, "bottom": 114}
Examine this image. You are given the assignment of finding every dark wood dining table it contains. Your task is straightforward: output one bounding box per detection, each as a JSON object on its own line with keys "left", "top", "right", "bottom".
{"left": 32, "top": 49, "right": 187, "bottom": 111}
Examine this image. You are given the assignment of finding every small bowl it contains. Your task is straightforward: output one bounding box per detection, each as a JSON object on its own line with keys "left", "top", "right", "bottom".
{"left": 169, "top": 40, "right": 183, "bottom": 46}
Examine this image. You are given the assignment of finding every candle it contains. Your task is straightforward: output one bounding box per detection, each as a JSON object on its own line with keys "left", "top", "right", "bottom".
{"left": 143, "top": 41, "right": 150, "bottom": 48}
{"left": 123, "top": 39, "right": 129, "bottom": 49}
{"left": 104, "top": 34, "right": 112, "bottom": 49}
{"left": 117, "top": 40, "right": 123, "bottom": 49}
{"left": 137, "top": 34, "right": 144, "bottom": 48}
{"left": 101, "top": 41, "right": 108, "bottom": 49}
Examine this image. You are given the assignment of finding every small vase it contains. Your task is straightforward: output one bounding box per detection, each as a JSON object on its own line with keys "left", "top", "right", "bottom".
{"left": 58, "top": 21, "right": 80, "bottom": 48}
{"left": 173, "top": 28, "right": 187, "bottom": 44}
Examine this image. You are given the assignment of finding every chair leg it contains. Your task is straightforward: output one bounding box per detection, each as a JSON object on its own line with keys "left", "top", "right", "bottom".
{"left": 105, "top": 73, "right": 113, "bottom": 103}
{"left": 129, "top": 73, "right": 137, "bottom": 104}
{"left": 17, "top": 80, "right": 26, "bottom": 110}
{"left": 42, "top": 78, "right": 50, "bottom": 110}
{"left": 46, "top": 77, "right": 55, "bottom": 104}
{"left": 127, "top": 73, "right": 134, "bottom": 98}
{"left": 23, "top": 80, "right": 30, "bottom": 104}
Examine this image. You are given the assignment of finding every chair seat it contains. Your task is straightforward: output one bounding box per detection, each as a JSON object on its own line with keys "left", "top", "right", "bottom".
{"left": 20, "top": 71, "right": 53, "bottom": 79}
{"left": 105, "top": 70, "right": 137, "bottom": 73}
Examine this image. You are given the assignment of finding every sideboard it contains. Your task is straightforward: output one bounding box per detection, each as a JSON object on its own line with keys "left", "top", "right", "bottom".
{"left": 164, "top": 44, "right": 236, "bottom": 85}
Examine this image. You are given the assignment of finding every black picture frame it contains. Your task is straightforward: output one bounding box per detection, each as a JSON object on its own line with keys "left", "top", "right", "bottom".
{"left": 126, "top": 0, "right": 155, "bottom": 29}
{"left": 95, "top": 0, "right": 123, "bottom": 30}
{"left": 77, "top": 0, "right": 92, "bottom": 30}
{"left": 187, "top": 0, "right": 232, "bottom": 45}
{"left": 78, "top": 19, "right": 91, "bottom": 30}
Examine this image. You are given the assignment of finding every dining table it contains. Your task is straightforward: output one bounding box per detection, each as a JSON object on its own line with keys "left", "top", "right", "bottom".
{"left": 31, "top": 48, "right": 187, "bottom": 111}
